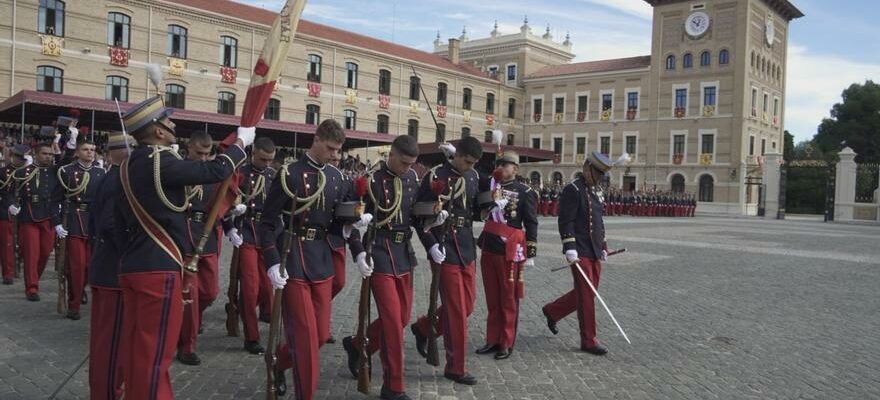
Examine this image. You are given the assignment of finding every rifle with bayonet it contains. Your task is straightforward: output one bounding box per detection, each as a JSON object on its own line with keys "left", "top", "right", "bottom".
{"left": 11, "top": 175, "right": 22, "bottom": 279}
{"left": 355, "top": 222, "right": 375, "bottom": 394}
{"left": 225, "top": 216, "right": 243, "bottom": 337}
{"left": 55, "top": 199, "right": 70, "bottom": 315}
{"left": 264, "top": 203, "right": 295, "bottom": 400}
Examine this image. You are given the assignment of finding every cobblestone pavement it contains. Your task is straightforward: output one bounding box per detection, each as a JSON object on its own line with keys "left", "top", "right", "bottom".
{"left": 2, "top": 216, "right": 879, "bottom": 399}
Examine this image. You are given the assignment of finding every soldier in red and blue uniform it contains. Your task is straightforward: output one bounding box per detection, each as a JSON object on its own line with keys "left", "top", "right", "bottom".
{"left": 87, "top": 131, "right": 135, "bottom": 400}
{"left": 0, "top": 144, "right": 29, "bottom": 285}
{"left": 342, "top": 135, "right": 421, "bottom": 400}
{"left": 113, "top": 96, "right": 251, "bottom": 399}
{"left": 227, "top": 137, "right": 278, "bottom": 355}
{"left": 259, "top": 119, "right": 369, "bottom": 400}
{"left": 53, "top": 140, "right": 105, "bottom": 320}
{"left": 542, "top": 151, "right": 613, "bottom": 356}
{"left": 410, "top": 136, "right": 486, "bottom": 386}
{"left": 475, "top": 150, "right": 538, "bottom": 361}
{"left": 9, "top": 143, "right": 59, "bottom": 301}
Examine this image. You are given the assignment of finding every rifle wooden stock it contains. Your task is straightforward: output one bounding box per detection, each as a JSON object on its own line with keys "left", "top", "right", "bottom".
{"left": 224, "top": 245, "right": 241, "bottom": 337}
{"left": 265, "top": 206, "right": 297, "bottom": 400}
{"left": 55, "top": 200, "right": 70, "bottom": 315}
{"left": 425, "top": 261, "right": 441, "bottom": 366}
{"left": 355, "top": 224, "right": 375, "bottom": 394}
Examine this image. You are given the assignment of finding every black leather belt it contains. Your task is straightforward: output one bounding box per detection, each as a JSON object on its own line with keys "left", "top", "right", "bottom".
{"left": 292, "top": 226, "right": 327, "bottom": 241}
{"left": 31, "top": 195, "right": 41, "bottom": 204}
{"left": 450, "top": 216, "right": 472, "bottom": 228}
{"left": 376, "top": 229, "right": 412, "bottom": 244}
{"left": 247, "top": 211, "right": 262, "bottom": 223}
{"left": 73, "top": 203, "right": 89, "bottom": 212}
{"left": 189, "top": 211, "right": 206, "bottom": 223}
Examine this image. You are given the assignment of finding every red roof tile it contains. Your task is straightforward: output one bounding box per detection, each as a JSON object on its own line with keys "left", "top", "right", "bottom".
{"left": 168, "top": 0, "right": 495, "bottom": 82}
{"left": 525, "top": 55, "right": 652, "bottom": 79}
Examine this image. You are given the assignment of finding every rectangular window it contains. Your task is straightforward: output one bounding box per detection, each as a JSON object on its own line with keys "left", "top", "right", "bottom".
{"left": 345, "top": 62, "right": 358, "bottom": 89}
{"left": 409, "top": 76, "right": 420, "bottom": 101}
{"left": 675, "top": 89, "right": 688, "bottom": 108}
{"left": 701, "top": 134, "right": 714, "bottom": 154}
{"left": 602, "top": 93, "right": 612, "bottom": 111}
{"left": 625, "top": 135, "right": 637, "bottom": 155}
{"left": 576, "top": 137, "right": 586, "bottom": 156}
{"left": 377, "top": 115, "right": 389, "bottom": 134}
{"left": 749, "top": 136, "right": 755, "bottom": 156}
{"left": 507, "top": 98, "right": 516, "bottom": 118}
{"left": 761, "top": 138, "right": 766, "bottom": 155}
{"left": 105, "top": 76, "right": 129, "bottom": 102}
{"left": 436, "top": 124, "right": 446, "bottom": 143}
{"left": 462, "top": 88, "right": 472, "bottom": 110}
{"left": 486, "top": 93, "right": 495, "bottom": 114}
{"left": 343, "top": 110, "right": 357, "bottom": 130}
{"left": 264, "top": 98, "right": 281, "bottom": 121}
{"left": 703, "top": 86, "right": 716, "bottom": 106}
{"left": 305, "top": 104, "right": 320, "bottom": 125}
{"left": 577, "top": 95, "right": 588, "bottom": 113}
{"left": 763, "top": 93, "right": 769, "bottom": 112}
{"left": 437, "top": 82, "right": 447, "bottom": 106}
{"left": 531, "top": 137, "right": 541, "bottom": 149}
{"left": 107, "top": 12, "right": 131, "bottom": 48}
{"left": 673, "top": 134, "right": 685, "bottom": 155}
{"left": 600, "top": 136, "right": 611, "bottom": 155}
{"left": 507, "top": 64, "right": 517, "bottom": 82}
{"left": 221, "top": 36, "right": 238, "bottom": 68}
{"left": 165, "top": 84, "right": 185, "bottom": 109}
{"left": 36, "top": 66, "right": 63, "bottom": 93}
{"left": 39, "top": 0, "right": 66, "bottom": 36}
{"left": 217, "top": 92, "right": 236, "bottom": 115}
{"left": 533, "top": 98, "right": 542, "bottom": 115}
{"left": 378, "top": 69, "right": 391, "bottom": 95}
{"left": 487, "top": 66, "right": 498, "bottom": 79}
{"left": 167, "top": 25, "right": 187, "bottom": 58}
{"left": 627, "top": 92, "right": 638, "bottom": 110}
{"left": 554, "top": 97, "right": 564, "bottom": 114}
{"left": 461, "top": 127, "right": 470, "bottom": 138}
{"left": 751, "top": 88, "right": 758, "bottom": 115}
{"left": 773, "top": 98, "right": 779, "bottom": 116}
{"left": 407, "top": 119, "right": 419, "bottom": 138}
{"left": 307, "top": 54, "right": 321, "bottom": 82}
{"left": 553, "top": 137, "right": 563, "bottom": 155}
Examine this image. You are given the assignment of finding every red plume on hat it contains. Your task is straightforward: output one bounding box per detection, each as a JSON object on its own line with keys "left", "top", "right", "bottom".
{"left": 354, "top": 176, "right": 369, "bottom": 198}
{"left": 69, "top": 109, "right": 81, "bottom": 119}
{"left": 431, "top": 179, "right": 448, "bottom": 196}
{"left": 492, "top": 167, "right": 504, "bottom": 182}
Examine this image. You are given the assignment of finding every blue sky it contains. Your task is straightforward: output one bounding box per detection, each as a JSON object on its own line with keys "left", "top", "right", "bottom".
{"left": 238, "top": 0, "right": 879, "bottom": 143}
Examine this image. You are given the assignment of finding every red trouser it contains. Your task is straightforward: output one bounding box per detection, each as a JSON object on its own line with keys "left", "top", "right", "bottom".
{"left": 238, "top": 244, "right": 272, "bottom": 342}
{"left": 119, "top": 271, "right": 182, "bottom": 400}
{"left": 0, "top": 219, "right": 13, "bottom": 280}
{"left": 20, "top": 221, "right": 55, "bottom": 295}
{"left": 480, "top": 252, "right": 522, "bottom": 349}
{"left": 178, "top": 254, "right": 218, "bottom": 354}
{"left": 353, "top": 273, "right": 413, "bottom": 393}
{"left": 66, "top": 236, "right": 91, "bottom": 312}
{"left": 543, "top": 258, "right": 602, "bottom": 348}
{"left": 413, "top": 261, "right": 477, "bottom": 375}
{"left": 89, "top": 286, "right": 124, "bottom": 400}
{"left": 275, "top": 278, "right": 332, "bottom": 400}
{"left": 330, "top": 247, "right": 346, "bottom": 298}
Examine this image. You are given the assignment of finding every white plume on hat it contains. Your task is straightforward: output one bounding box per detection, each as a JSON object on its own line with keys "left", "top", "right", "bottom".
{"left": 613, "top": 152, "right": 631, "bottom": 167}
{"left": 439, "top": 142, "right": 456, "bottom": 159}
{"left": 491, "top": 129, "right": 503, "bottom": 145}
{"left": 146, "top": 63, "right": 163, "bottom": 89}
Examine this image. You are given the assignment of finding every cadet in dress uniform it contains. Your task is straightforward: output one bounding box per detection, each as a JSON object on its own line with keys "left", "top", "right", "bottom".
{"left": 176, "top": 132, "right": 226, "bottom": 365}
{"left": 227, "top": 137, "right": 278, "bottom": 355}
{"left": 113, "top": 96, "right": 251, "bottom": 399}
{"left": 540, "top": 186, "right": 550, "bottom": 216}
{"left": 9, "top": 143, "right": 59, "bottom": 301}
{"left": 342, "top": 135, "right": 421, "bottom": 400}
{"left": 87, "top": 131, "right": 135, "bottom": 400}
{"left": 410, "top": 136, "right": 485, "bottom": 385}
{"left": 54, "top": 140, "right": 105, "bottom": 320}
{"left": 326, "top": 154, "right": 351, "bottom": 345}
{"left": 475, "top": 151, "right": 538, "bottom": 360}
{"left": 542, "top": 151, "right": 614, "bottom": 356}
{"left": 0, "top": 144, "right": 29, "bottom": 285}
{"left": 259, "top": 120, "right": 369, "bottom": 400}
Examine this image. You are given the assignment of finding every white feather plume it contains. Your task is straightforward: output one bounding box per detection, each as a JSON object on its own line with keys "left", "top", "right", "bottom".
{"left": 146, "top": 64, "right": 163, "bottom": 89}
{"left": 613, "top": 152, "right": 631, "bottom": 167}
{"left": 491, "top": 129, "right": 503, "bottom": 145}
{"left": 439, "top": 142, "right": 456, "bottom": 159}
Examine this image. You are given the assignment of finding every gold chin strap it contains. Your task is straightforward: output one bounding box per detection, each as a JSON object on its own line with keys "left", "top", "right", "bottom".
{"left": 280, "top": 162, "right": 326, "bottom": 216}
{"left": 149, "top": 145, "right": 197, "bottom": 212}
{"left": 368, "top": 173, "right": 403, "bottom": 226}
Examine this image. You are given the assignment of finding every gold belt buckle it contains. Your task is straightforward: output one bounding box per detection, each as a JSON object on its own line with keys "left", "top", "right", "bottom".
{"left": 306, "top": 228, "right": 316, "bottom": 240}
{"left": 32, "top": 195, "right": 40, "bottom": 203}
{"left": 456, "top": 217, "right": 465, "bottom": 227}
{"left": 394, "top": 232, "right": 405, "bottom": 243}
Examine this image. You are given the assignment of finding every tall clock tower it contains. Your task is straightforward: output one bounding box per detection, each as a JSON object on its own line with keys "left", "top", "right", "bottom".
{"left": 644, "top": 0, "right": 803, "bottom": 214}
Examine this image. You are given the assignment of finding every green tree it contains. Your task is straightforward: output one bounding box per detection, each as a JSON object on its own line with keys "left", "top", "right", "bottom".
{"left": 813, "top": 80, "right": 880, "bottom": 163}
{"left": 783, "top": 130, "right": 795, "bottom": 162}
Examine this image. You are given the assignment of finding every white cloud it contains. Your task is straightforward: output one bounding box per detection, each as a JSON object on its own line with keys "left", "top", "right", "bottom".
{"left": 577, "top": 0, "right": 653, "bottom": 20}
{"left": 785, "top": 44, "right": 880, "bottom": 142}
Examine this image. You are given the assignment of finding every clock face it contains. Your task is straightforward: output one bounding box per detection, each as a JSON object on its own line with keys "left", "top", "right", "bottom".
{"left": 685, "top": 11, "right": 711, "bottom": 38}
{"left": 765, "top": 18, "right": 775, "bottom": 46}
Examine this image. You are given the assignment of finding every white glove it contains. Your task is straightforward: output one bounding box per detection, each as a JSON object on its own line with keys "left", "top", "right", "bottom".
{"left": 494, "top": 198, "right": 509, "bottom": 210}
{"left": 97, "top": 159, "right": 105, "bottom": 169}
{"left": 227, "top": 228, "right": 243, "bottom": 248}
{"left": 353, "top": 213, "right": 373, "bottom": 231}
{"left": 426, "top": 210, "right": 449, "bottom": 230}
{"left": 355, "top": 252, "right": 373, "bottom": 278}
{"left": 231, "top": 203, "right": 247, "bottom": 217}
{"left": 53, "top": 133, "right": 62, "bottom": 144}
{"left": 55, "top": 224, "right": 68, "bottom": 239}
{"left": 170, "top": 144, "right": 180, "bottom": 154}
{"left": 66, "top": 127, "right": 79, "bottom": 150}
{"left": 429, "top": 244, "right": 446, "bottom": 264}
{"left": 8, "top": 205, "right": 20, "bottom": 216}
{"left": 564, "top": 249, "right": 579, "bottom": 264}
{"left": 238, "top": 126, "right": 256, "bottom": 148}
{"left": 523, "top": 258, "right": 535, "bottom": 268}
{"left": 267, "top": 264, "right": 287, "bottom": 290}
{"left": 439, "top": 142, "right": 456, "bottom": 159}
{"left": 600, "top": 249, "right": 608, "bottom": 262}
{"left": 24, "top": 155, "right": 33, "bottom": 166}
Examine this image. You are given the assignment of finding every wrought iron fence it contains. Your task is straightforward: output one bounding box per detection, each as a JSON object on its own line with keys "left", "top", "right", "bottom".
{"left": 855, "top": 163, "right": 879, "bottom": 203}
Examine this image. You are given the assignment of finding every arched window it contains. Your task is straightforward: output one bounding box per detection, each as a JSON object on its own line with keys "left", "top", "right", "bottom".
{"left": 719, "top": 49, "right": 730, "bottom": 65}
{"left": 682, "top": 53, "right": 693, "bottom": 69}
{"left": 345, "top": 62, "right": 358, "bottom": 89}
{"left": 343, "top": 109, "right": 357, "bottom": 130}
{"left": 165, "top": 84, "right": 186, "bottom": 109}
{"left": 529, "top": 171, "right": 542, "bottom": 186}
{"left": 486, "top": 93, "right": 495, "bottom": 114}
{"left": 698, "top": 175, "right": 714, "bottom": 202}
{"left": 221, "top": 36, "right": 238, "bottom": 68}
{"left": 665, "top": 55, "right": 676, "bottom": 70}
{"left": 167, "top": 25, "right": 188, "bottom": 58}
{"left": 378, "top": 69, "right": 391, "bottom": 95}
{"left": 671, "top": 174, "right": 685, "bottom": 193}
{"left": 38, "top": 0, "right": 66, "bottom": 36}
{"left": 376, "top": 114, "right": 389, "bottom": 134}
{"left": 407, "top": 119, "right": 419, "bottom": 138}
{"left": 700, "top": 51, "right": 711, "bottom": 66}
{"left": 437, "top": 82, "right": 448, "bottom": 106}
{"left": 461, "top": 126, "right": 470, "bottom": 138}
{"left": 305, "top": 104, "right": 320, "bottom": 125}
{"left": 36, "top": 65, "right": 63, "bottom": 93}
{"left": 264, "top": 98, "right": 281, "bottom": 120}
{"left": 462, "top": 88, "right": 472, "bottom": 110}
{"left": 105, "top": 75, "right": 129, "bottom": 102}
{"left": 307, "top": 54, "right": 321, "bottom": 82}
{"left": 552, "top": 171, "right": 563, "bottom": 184}
{"left": 409, "top": 76, "right": 420, "bottom": 101}
{"left": 217, "top": 92, "right": 236, "bottom": 115}
{"left": 107, "top": 12, "right": 131, "bottom": 48}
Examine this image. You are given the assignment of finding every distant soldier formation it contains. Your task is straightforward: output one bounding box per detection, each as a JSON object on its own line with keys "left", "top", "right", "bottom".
{"left": 535, "top": 184, "right": 696, "bottom": 218}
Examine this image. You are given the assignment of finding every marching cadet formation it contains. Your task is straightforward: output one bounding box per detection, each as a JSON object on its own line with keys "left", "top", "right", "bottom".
{"left": 0, "top": 94, "right": 653, "bottom": 400}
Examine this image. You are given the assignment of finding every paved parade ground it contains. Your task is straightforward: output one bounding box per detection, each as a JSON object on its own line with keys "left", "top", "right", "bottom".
{"left": 1, "top": 216, "right": 878, "bottom": 399}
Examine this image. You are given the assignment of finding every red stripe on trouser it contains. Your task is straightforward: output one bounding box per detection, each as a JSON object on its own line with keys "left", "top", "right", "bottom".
{"left": 330, "top": 247, "right": 346, "bottom": 298}
{"left": 66, "top": 237, "right": 91, "bottom": 312}
{"left": 89, "top": 287, "right": 124, "bottom": 400}
{"left": 480, "top": 253, "right": 521, "bottom": 348}
{"left": 20, "top": 221, "right": 54, "bottom": 295}
{"left": 542, "top": 258, "right": 602, "bottom": 348}
{"left": 0, "top": 220, "right": 13, "bottom": 280}
{"left": 353, "top": 273, "right": 413, "bottom": 393}
{"left": 274, "top": 278, "right": 332, "bottom": 400}
{"left": 119, "top": 271, "right": 182, "bottom": 400}
{"left": 177, "top": 254, "right": 217, "bottom": 354}
{"left": 238, "top": 244, "right": 269, "bottom": 342}
{"left": 414, "top": 261, "right": 476, "bottom": 375}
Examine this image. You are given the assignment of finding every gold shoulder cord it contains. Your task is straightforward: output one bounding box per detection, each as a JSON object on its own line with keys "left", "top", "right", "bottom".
{"left": 243, "top": 174, "right": 266, "bottom": 204}
{"left": 150, "top": 146, "right": 197, "bottom": 212}
{"left": 279, "top": 162, "right": 326, "bottom": 216}
{"left": 56, "top": 164, "right": 91, "bottom": 198}
{"left": 13, "top": 166, "right": 40, "bottom": 189}
{"left": 368, "top": 172, "right": 403, "bottom": 226}
{"left": 0, "top": 168, "right": 15, "bottom": 190}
